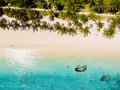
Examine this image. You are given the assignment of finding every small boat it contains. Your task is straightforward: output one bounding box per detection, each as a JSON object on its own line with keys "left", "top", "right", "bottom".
{"left": 75, "top": 65, "right": 87, "bottom": 72}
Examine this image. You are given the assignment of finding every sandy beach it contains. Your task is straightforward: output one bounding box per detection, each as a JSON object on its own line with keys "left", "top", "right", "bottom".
{"left": 0, "top": 15, "right": 120, "bottom": 57}
{"left": 0, "top": 29, "right": 120, "bottom": 57}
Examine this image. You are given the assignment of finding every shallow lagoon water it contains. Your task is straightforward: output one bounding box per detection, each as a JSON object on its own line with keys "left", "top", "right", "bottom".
{"left": 0, "top": 49, "right": 120, "bottom": 90}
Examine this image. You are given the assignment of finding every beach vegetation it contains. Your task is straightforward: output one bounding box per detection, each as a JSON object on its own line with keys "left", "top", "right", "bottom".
{"left": 59, "top": 26, "right": 68, "bottom": 35}
{"left": 1, "top": 0, "right": 120, "bottom": 14}
{"left": 0, "top": 8, "right": 4, "bottom": 17}
{"left": 40, "top": 21, "right": 49, "bottom": 30}
{"left": 0, "top": 18, "right": 8, "bottom": 30}
{"left": 94, "top": 0, "right": 105, "bottom": 13}
{"left": 34, "top": 0, "right": 48, "bottom": 9}
{"left": 80, "top": 26, "right": 90, "bottom": 37}
{"left": 11, "top": 20, "right": 20, "bottom": 30}
{"left": 26, "top": 10, "right": 40, "bottom": 20}
{"left": 67, "top": 28, "right": 77, "bottom": 36}
{"left": 104, "top": 0, "right": 120, "bottom": 14}
{"left": 79, "top": 14, "right": 88, "bottom": 24}
{"left": 97, "top": 20, "right": 104, "bottom": 32}
{"left": 0, "top": 0, "right": 7, "bottom": 6}
{"left": 54, "top": 22, "right": 62, "bottom": 31}
{"left": 103, "top": 27, "right": 116, "bottom": 39}
{"left": 88, "top": 13, "right": 98, "bottom": 20}
{"left": 0, "top": 0, "right": 120, "bottom": 38}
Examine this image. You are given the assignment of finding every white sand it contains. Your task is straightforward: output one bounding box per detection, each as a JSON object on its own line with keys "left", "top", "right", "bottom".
{"left": 0, "top": 15, "right": 120, "bottom": 57}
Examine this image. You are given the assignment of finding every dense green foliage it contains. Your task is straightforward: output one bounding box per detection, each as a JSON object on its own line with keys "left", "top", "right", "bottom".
{"left": 0, "top": 0, "right": 35, "bottom": 7}
{"left": 0, "top": 0, "right": 120, "bottom": 14}
{"left": 0, "top": 7, "right": 119, "bottom": 38}
{"left": 0, "top": 0, "right": 120, "bottom": 38}
{"left": 3, "top": 8, "right": 41, "bottom": 22}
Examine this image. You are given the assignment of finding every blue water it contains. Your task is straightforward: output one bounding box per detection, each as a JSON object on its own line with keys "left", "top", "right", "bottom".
{"left": 0, "top": 49, "right": 120, "bottom": 90}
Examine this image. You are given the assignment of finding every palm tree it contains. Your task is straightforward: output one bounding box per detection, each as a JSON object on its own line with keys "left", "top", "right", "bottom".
{"left": 7, "top": 8, "right": 16, "bottom": 17}
{"left": 72, "top": 18, "right": 82, "bottom": 29}
{"left": 11, "top": 20, "right": 20, "bottom": 30}
{"left": 73, "top": 0, "right": 85, "bottom": 13}
{"left": 88, "top": 13, "right": 97, "bottom": 20}
{"left": 79, "top": 14, "right": 88, "bottom": 24}
{"left": 53, "top": 22, "right": 68, "bottom": 35}
{"left": 31, "top": 20, "right": 40, "bottom": 32}
{"left": 53, "top": 0, "right": 64, "bottom": 11}
{"left": 103, "top": 28, "right": 116, "bottom": 39}
{"left": 20, "top": 21, "right": 31, "bottom": 31}
{"left": 64, "top": 11, "right": 75, "bottom": 20}
{"left": 54, "top": 22, "right": 77, "bottom": 36}
{"left": 49, "top": 25, "right": 54, "bottom": 32}
{"left": 53, "top": 22, "right": 62, "bottom": 30}
{"left": 64, "top": 0, "right": 85, "bottom": 13}
{"left": 24, "top": 22, "right": 31, "bottom": 31}
{"left": 0, "top": 18, "right": 9, "bottom": 30}
{"left": 34, "top": 0, "right": 47, "bottom": 9}
{"left": 60, "top": 26, "right": 68, "bottom": 35}
{"left": 63, "top": 0, "right": 85, "bottom": 24}
{"left": 47, "top": 0, "right": 59, "bottom": 10}
{"left": 104, "top": 0, "right": 120, "bottom": 14}
{"left": 94, "top": 0, "right": 105, "bottom": 13}
{"left": 80, "top": 26, "right": 90, "bottom": 37}
{"left": 40, "top": 21, "right": 49, "bottom": 30}
{"left": 7, "top": 0, "right": 30, "bottom": 7}
{"left": 115, "top": 16, "right": 120, "bottom": 26}
{"left": 110, "top": 16, "right": 120, "bottom": 29}
{"left": 3, "top": 8, "right": 10, "bottom": 16}
{"left": 97, "top": 20, "right": 104, "bottom": 32}
{"left": 20, "top": 22, "right": 26, "bottom": 31}
{"left": 67, "top": 28, "right": 77, "bottom": 36}
{"left": 56, "top": 27, "right": 63, "bottom": 35}
{"left": 26, "top": 10, "right": 40, "bottom": 20}
{"left": 48, "top": 10, "right": 55, "bottom": 21}
{"left": 14, "top": 9, "right": 29, "bottom": 22}
{"left": 88, "top": 0, "right": 97, "bottom": 8}
{"left": 116, "top": 16, "right": 120, "bottom": 30}
{"left": 102, "top": 16, "right": 118, "bottom": 39}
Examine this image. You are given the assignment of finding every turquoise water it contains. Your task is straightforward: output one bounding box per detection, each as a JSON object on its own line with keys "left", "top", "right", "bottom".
{"left": 0, "top": 49, "right": 120, "bottom": 90}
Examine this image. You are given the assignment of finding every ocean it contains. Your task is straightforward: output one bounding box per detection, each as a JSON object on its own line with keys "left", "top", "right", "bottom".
{"left": 0, "top": 49, "right": 120, "bottom": 90}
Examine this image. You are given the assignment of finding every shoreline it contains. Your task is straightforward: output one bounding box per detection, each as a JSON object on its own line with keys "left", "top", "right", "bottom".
{"left": 1, "top": 41, "right": 120, "bottom": 58}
